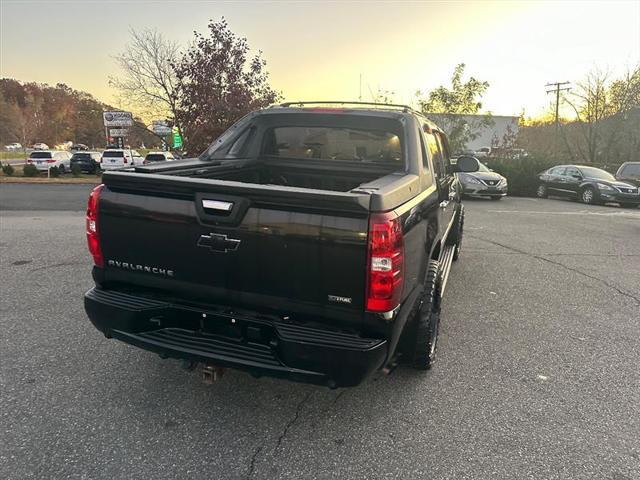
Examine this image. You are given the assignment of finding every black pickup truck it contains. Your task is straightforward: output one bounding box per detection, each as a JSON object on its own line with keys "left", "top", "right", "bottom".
{"left": 84, "top": 102, "right": 479, "bottom": 388}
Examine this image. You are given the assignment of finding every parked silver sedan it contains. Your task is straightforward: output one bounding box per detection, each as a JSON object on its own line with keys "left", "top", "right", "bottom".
{"left": 456, "top": 157, "right": 508, "bottom": 200}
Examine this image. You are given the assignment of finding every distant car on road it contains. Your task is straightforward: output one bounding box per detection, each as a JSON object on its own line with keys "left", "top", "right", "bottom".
{"left": 457, "top": 156, "right": 508, "bottom": 200}
{"left": 143, "top": 151, "right": 175, "bottom": 164}
{"left": 100, "top": 149, "right": 143, "bottom": 170}
{"left": 32, "top": 143, "right": 49, "bottom": 150}
{"left": 474, "top": 147, "right": 491, "bottom": 158}
{"left": 4, "top": 142, "right": 22, "bottom": 151}
{"left": 615, "top": 162, "right": 640, "bottom": 187}
{"left": 71, "top": 144, "right": 90, "bottom": 151}
{"left": 28, "top": 150, "right": 72, "bottom": 173}
{"left": 70, "top": 152, "right": 101, "bottom": 173}
{"left": 537, "top": 165, "right": 639, "bottom": 208}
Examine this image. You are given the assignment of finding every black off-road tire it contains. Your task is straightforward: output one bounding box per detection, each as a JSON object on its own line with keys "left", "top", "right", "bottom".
{"left": 58, "top": 164, "right": 65, "bottom": 174}
{"left": 410, "top": 260, "right": 441, "bottom": 370}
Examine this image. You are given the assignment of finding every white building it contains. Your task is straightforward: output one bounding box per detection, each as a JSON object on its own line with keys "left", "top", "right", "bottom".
{"left": 426, "top": 113, "right": 520, "bottom": 151}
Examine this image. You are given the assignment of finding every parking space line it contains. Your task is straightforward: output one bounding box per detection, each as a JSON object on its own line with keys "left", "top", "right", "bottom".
{"left": 487, "top": 209, "right": 640, "bottom": 218}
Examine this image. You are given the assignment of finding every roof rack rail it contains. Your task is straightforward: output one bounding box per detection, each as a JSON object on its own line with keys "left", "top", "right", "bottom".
{"left": 277, "top": 100, "right": 425, "bottom": 117}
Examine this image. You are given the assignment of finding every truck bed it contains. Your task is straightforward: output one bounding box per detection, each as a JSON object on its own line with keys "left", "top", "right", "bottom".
{"left": 135, "top": 156, "right": 399, "bottom": 193}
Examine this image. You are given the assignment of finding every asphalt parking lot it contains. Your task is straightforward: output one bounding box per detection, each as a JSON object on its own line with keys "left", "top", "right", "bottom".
{"left": 1, "top": 185, "right": 639, "bottom": 480}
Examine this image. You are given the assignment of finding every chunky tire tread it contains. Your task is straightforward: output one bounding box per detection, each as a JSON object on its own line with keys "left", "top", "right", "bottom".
{"left": 410, "top": 260, "right": 441, "bottom": 370}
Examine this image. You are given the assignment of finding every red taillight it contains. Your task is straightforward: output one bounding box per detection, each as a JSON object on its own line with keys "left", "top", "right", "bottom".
{"left": 366, "top": 211, "right": 404, "bottom": 312}
{"left": 123, "top": 157, "right": 128, "bottom": 164}
{"left": 86, "top": 184, "right": 104, "bottom": 267}
{"left": 46, "top": 159, "right": 55, "bottom": 163}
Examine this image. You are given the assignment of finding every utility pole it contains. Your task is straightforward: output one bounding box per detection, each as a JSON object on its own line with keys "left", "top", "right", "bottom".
{"left": 546, "top": 81, "right": 571, "bottom": 131}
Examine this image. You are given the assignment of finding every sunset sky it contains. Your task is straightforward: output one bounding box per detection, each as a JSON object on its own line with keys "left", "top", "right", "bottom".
{"left": 1, "top": 0, "right": 639, "bottom": 118}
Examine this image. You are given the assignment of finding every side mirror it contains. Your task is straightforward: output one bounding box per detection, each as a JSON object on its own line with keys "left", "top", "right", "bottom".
{"left": 455, "top": 155, "right": 480, "bottom": 173}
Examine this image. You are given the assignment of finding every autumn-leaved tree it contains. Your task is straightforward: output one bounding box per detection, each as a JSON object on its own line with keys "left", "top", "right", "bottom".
{"left": 173, "top": 18, "right": 280, "bottom": 154}
{"left": 417, "top": 63, "right": 493, "bottom": 152}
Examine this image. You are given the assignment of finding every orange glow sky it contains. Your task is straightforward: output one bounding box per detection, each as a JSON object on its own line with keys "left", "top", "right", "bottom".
{"left": 1, "top": 0, "right": 638, "bottom": 118}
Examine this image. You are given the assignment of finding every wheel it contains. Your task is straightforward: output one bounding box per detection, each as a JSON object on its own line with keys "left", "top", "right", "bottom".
{"left": 536, "top": 184, "right": 548, "bottom": 198}
{"left": 407, "top": 260, "right": 441, "bottom": 370}
{"left": 581, "top": 187, "right": 597, "bottom": 204}
{"left": 620, "top": 203, "right": 638, "bottom": 209}
{"left": 449, "top": 207, "right": 464, "bottom": 262}
{"left": 490, "top": 196, "right": 502, "bottom": 201}
{"left": 58, "top": 164, "right": 65, "bottom": 174}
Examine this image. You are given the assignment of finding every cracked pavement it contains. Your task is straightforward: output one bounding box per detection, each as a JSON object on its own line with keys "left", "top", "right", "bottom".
{"left": 1, "top": 187, "right": 639, "bottom": 479}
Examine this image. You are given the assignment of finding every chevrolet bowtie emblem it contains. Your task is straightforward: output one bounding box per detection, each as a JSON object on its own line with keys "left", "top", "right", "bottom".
{"left": 197, "top": 233, "right": 241, "bottom": 253}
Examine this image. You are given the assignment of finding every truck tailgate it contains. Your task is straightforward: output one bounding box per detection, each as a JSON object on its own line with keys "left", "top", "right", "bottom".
{"left": 98, "top": 172, "right": 372, "bottom": 324}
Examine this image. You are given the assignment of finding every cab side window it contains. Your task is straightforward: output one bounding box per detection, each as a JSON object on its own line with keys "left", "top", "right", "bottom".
{"left": 425, "top": 132, "right": 445, "bottom": 178}
{"left": 418, "top": 128, "right": 430, "bottom": 171}
{"left": 434, "top": 132, "right": 451, "bottom": 168}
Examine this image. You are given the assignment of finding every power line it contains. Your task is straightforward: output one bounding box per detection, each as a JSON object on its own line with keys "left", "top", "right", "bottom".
{"left": 546, "top": 81, "right": 571, "bottom": 130}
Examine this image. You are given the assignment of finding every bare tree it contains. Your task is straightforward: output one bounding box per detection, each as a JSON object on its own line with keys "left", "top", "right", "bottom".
{"left": 368, "top": 86, "right": 396, "bottom": 104}
{"left": 563, "top": 66, "right": 640, "bottom": 164}
{"left": 110, "top": 28, "right": 181, "bottom": 132}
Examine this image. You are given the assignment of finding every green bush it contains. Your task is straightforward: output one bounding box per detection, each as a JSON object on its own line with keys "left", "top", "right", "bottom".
{"left": 22, "top": 163, "right": 39, "bottom": 177}
{"left": 48, "top": 166, "right": 60, "bottom": 177}
{"left": 71, "top": 164, "right": 82, "bottom": 177}
{"left": 1, "top": 163, "right": 14, "bottom": 176}
{"left": 484, "top": 156, "right": 557, "bottom": 197}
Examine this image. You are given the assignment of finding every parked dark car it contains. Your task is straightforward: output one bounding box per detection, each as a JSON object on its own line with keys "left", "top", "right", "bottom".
{"left": 537, "top": 165, "right": 639, "bottom": 208}
{"left": 70, "top": 152, "right": 101, "bottom": 173}
{"left": 83, "top": 101, "right": 480, "bottom": 388}
{"left": 616, "top": 162, "right": 640, "bottom": 187}
{"left": 457, "top": 156, "right": 507, "bottom": 200}
{"left": 71, "top": 144, "right": 89, "bottom": 151}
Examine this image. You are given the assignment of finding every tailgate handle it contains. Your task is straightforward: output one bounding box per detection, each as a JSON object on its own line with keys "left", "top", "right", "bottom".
{"left": 202, "top": 199, "right": 234, "bottom": 212}
{"left": 195, "top": 192, "right": 249, "bottom": 226}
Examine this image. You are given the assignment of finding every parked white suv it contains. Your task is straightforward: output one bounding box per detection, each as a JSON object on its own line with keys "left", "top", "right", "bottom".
{"left": 5, "top": 142, "right": 22, "bottom": 151}
{"left": 100, "top": 149, "right": 144, "bottom": 170}
{"left": 28, "top": 150, "right": 73, "bottom": 173}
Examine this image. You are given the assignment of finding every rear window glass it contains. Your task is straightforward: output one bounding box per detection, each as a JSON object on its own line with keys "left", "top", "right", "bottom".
{"left": 72, "top": 153, "right": 91, "bottom": 160}
{"left": 145, "top": 154, "right": 166, "bottom": 162}
{"left": 103, "top": 151, "right": 124, "bottom": 158}
{"left": 30, "top": 152, "right": 52, "bottom": 159}
{"left": 263, "top": 126, "right": 402, "bottom": 163}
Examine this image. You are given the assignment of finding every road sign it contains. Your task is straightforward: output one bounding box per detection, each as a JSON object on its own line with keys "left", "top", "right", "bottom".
{"left": 152, "top": 120, "right": 173, "bottom": 136}
{"left": 109, "top": 128, "right": 129, "bottom": 137}
{"left": 103, "top": 111, "right": 133, "bottom": 127}
{"left": 172, "top": 128, "right": 183, "bottom": 149}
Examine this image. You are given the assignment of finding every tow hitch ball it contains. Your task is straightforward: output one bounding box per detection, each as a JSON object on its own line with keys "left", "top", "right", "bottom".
{"left": 201, "top": 364, "right": 226, "bottom": 384}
